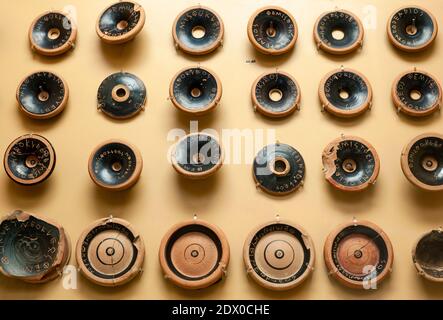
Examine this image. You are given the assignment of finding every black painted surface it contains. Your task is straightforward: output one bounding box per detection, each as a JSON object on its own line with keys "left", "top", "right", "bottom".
{"left": 330, "top": 139, "right": 376, "bottom": 187}
{"left": 18, "top": 72, "right": 66, "bottom": 116}
{"left": 395, "top": 72, "right": 440, "bottom": 112}
{"left": 5, "top": 136, "right": 55, "bottom": 185}
{"left": 254, "top": 73, "right": 298, "bottom": 114}
{"left": 407, "top": 136, "right": 443, "bottom": 186}
{"left": 174, "top": 134, "right": 221, "bottom": 174}
{"left": 316, "top": 11, "right": 361, "bottom": 50}
{"left": 175, "top": 8, "right": 221, "bottom": 52}
{"left": 253, "top": 143, "right": 305, "bottom": 194}
{"left": 90, "top": 142, "right": 138, "bottom": 186}
{"left": 97, "top": 72, "right": 146, "bottom": 118}
{"left": 31, "top": 12, "right": 73, "bottom": 50}
{"left": 323, "top": 71, "right": 369, "bottom": 111}
{"left": 250, "top": 9, "right": 296, "bottom": 51}
{"left": 389, "top": 7, "right": 435, "bottom": 49}
{"left": 172, "top": 68, "right": 218, "bottom": 112}
{"left": 98, "top": 2, "right": 142, "bottom": 38}
{"left": 415, "top": 230, "right": 443, "bottom": 279}
{"left": 0, "top": 214, "right": 60, "bottom": 278}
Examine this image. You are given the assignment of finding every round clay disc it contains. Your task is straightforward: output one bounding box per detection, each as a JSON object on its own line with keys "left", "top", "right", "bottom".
{"left": 247, "top": 6, "right": 298, "bottom": 55}
{"left": 324, "top": 220, "right": 394, "bottom": 289}
{"left": 96, "top": 1, "right": 146, "bottom": 44}
{"left": 88, "top": 139, "right": 143, "bottom": 191}
{"left": 28, "top": 11, "right": 77, "bottom": 56}
{"left": 412, "top": 228, "right": 443, "bottom": 282}
{"left": 97, "top": 72, "right": 147, "bottom": 119}
{"left": 253, "top": 143, "right": 305, "bottom": 196}
{"left": 314, "top": 10, "right": 364, "bottom": 55}
{"left": 169, "top": 67, "right": 222, "bottom": 115}
{"left": 319, "top": 68, "right": 372, "bottom": 118}
{"left": 243, "top": 220, "right": 315, "bottom": 291}
{"left": 171, "top": 133, "right": 224, "bottom": 179}
{"left": 387, "top": 6, "right": 438, "bottom": 52}
{"left": 16, "top": 71, "right": 69, "bottom": 119}
{"left": 392, "top": 69, "right": 442, "bottom": 117}
{"left": 159, "top": 219, "right": 230, "bottom": 290}
{"left": 322, "top": 135, "right": 380, "bottom": 192}
{"left": 76, "top": 217, "right": 145, "bottom": 287}
{"left": 3, "top": 134, "right": 56, "bottom": 185}
{"left": 251, "top": 71, "right": 301, "bottom": 118}
{"left": 0, "top": 210, "right": 69, "bottom": 283}
{"left": 401, "top": 133, "right": 443, "bottom": 191}
{"left": 172, "top": 6, "right": 224, "bottom": 55}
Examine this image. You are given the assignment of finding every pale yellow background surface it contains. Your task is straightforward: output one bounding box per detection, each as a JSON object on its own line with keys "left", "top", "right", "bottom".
{"left": 0, "top": 0, "right": 442, "bottom": 300}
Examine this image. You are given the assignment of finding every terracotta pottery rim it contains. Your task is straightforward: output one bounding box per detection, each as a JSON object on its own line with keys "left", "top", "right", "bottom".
{"left": 323, "top": 219, "right": 394, "bottom": 289}
{"left": 387, "top": 6, "right": 438, "bottom": 53}
{"left": 400, "top": 133, "right": 443, "bottom": 191}
{"left": 247, "top": 6, "right": 298, "bottom": 56}
{"left": 172, "top": 5, "right": 224, "bottom": 55}
{"left": 16, "top": 71, "right": 69, "bottom": 120}
{"left": 29, "top": 10, "right": 77, "bottom": 56}
{"left": 243, "top": 219, "right": 315, "bottom": 291}
{"left": 412, "top": 228, "right": 443, "bottom": 282}
{"left": 88, "top": 139, "right": 143, "bottom": 191}
{"left": 3, "top": 134, "right": 56, "bottom": 185}
{"left": 251, "top": 71, "right": 301, "bottom": 118}
{"left": 75, "top": 217, "right": 145, "bottom": 287}
{"left": 318, "top": 68, "right": 372, "bottom": 118}
{"left": 158, "top": 219, "right": 230, "bottom": 290}
{"left": 391, "top": 69, "right": 442, "bottom": 117}
{"left": 169, "top": 66, "right": 222, "bottom": 116}
{"left": 171, "top": 132, "right": 224, "bottom": 179}
{"left": 322, "top": 135, "right": 380, "bottom": 192}
{"left": 313, "top": 9, "right": 364, "bottom": 55}
{"left": 96, "top": 1, "right": 146, "bottom": 44}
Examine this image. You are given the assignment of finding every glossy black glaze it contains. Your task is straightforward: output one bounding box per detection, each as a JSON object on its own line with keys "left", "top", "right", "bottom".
{"left": 5, "top": 136, "right": 55, "bottom": 185}
{"left": 98, "top": 2, "right": 142, "bottom": 38}
{"left": 174, "top": 134, "right": 221, "bottom": 174}
{"left": 79, "top": 222, "right": 138, "bottom": 280}
{"left": 97, "top": 72, "right": 146, "bottom": 118}
{"left": 90, "top": 142, "right": 138, "bottom": 186}
{"left": 172, "top": 68, "right": 218, "bottom": 112}
{"left": 31, "top": 12, "right": 73, "bottom": 50}
{"left": 395, "top": 72, "right": 440, "bottom": 112}
{"left": 165, "top": 224, "right": 222, "bottom": 281}
{"left": 254, "top": 73, "right": 298, "bottom": 114}
{"left": 316, "top": 11, "right": 361, "bottom": 50}
{"left": 18, "top": 72, "right": 66, "bottom": 116}
{"left": 248, "top": 223, "right": 311, "bottom": 284}
{"left": 329, "top": 139, "right": 376, "bottom": 187}
{"left": 253, "top": 143, "right": 305, "bottom": 194}
{"left": 251, "top": 9, "right": 296, "bottom": 51}
{"left": 323, "top": 71, "right": 369, "bottom": 111}
{"left": 0, "top": 214, "right": 60, "bottom": 278}
{"left": 175, "top": 8, "right": 222, "bottom": 52}
{"left": 331, "top": 225, "right": 389, "bottom": 282}
{"left": 406, "top": 136, "right": 443, "bottom": 187}
{"left": 389, "top": 7, "right": 436, "bottom": 49}
{"left": 415, "top": 230, "right": 443, "bottom": 279}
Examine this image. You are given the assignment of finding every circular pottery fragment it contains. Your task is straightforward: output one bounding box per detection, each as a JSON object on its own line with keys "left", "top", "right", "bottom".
{"left": 324, "top": 219, "right": 394, "bottom": 289}
{"left": 412, "top": 229, "right": 443, "bottom": 282}
{"left": 387, "top": 6, "right": 438, "bottom": 52}
{"left": 29, "top": 11, "right": 77, "bottom": 56}
{"left": 172, "top": 6, "right": 224, "bottom": 55}
{"left": 159, "top": 219, "right": 230, "bottom": 289}
{"left": 253, "top": 143, "right": 305, "bottom": 196}
{"left": 88, "top": 140, "right": 143, "bottom": 191}
{"left": 76, "top": 217, "right": 144, "bottom": 287}
{"left": 247, "top": 6, "right": 298, "bottom": 55}
{"left": 244, "top": 220, "right": 315, "bottom": 290}
{"left": 322, "top": 135, "right": 380, "bottom": 192}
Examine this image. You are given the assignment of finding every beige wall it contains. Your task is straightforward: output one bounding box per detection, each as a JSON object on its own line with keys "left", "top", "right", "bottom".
{"left": 0, "top": 0, "right": 442, "bottom": 299}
